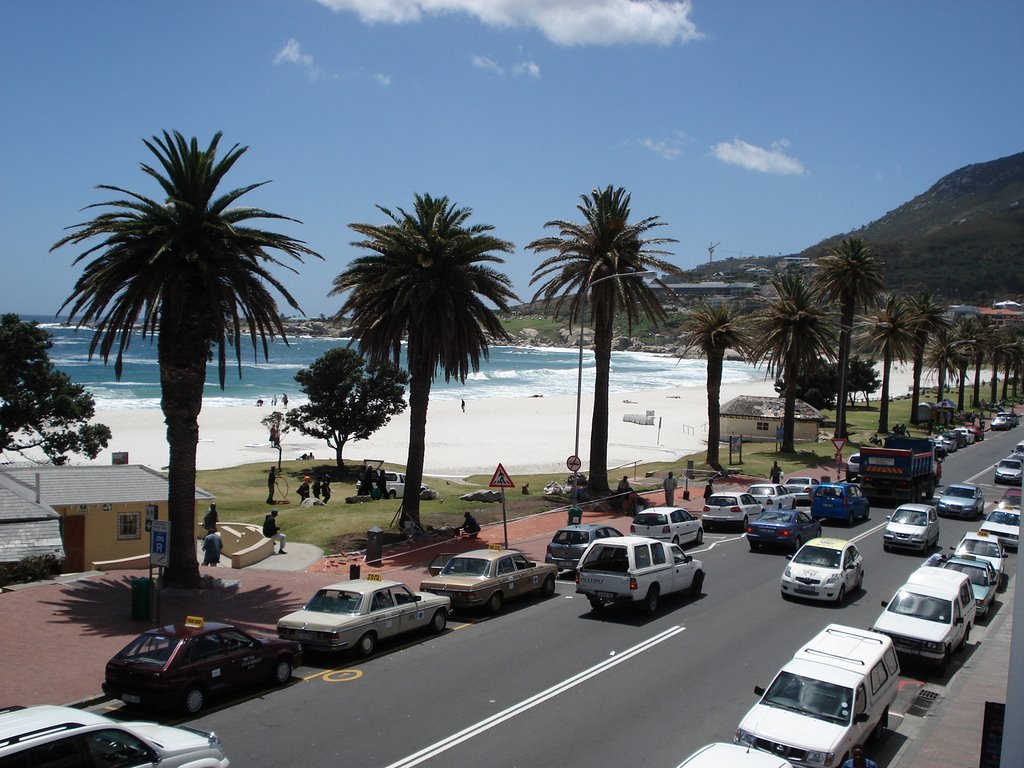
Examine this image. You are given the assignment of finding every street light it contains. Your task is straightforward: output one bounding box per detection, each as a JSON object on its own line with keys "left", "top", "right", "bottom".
{"left": 571, "top": 270, "right": 657, "bottom": 504}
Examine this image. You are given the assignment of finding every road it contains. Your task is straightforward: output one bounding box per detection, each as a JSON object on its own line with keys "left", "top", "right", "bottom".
{"left": 147, "top": 429, "right": 1023, "bottom": 767}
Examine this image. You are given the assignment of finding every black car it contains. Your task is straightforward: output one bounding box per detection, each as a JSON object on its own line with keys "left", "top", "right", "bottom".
{"left": 545, "top": 523, "right": 622, "bottom": 571}
{"left": 103, "top": 618, "right": 302, "bottom": 714}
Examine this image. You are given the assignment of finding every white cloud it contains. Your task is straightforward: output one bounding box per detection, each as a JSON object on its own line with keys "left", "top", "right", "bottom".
{"left": 473, "top": 55, "right": 541, "bottom": 78}
{"left": 374, "top": 73, "right": 393, "bottom": 86}
{"left": 472, "top": 55, "right": 504, "bottom": 75}
{"left": 512, "top": 59, "right": 541, "bottom": 78}
{"left": 273, "top": 38, "right": 321, "bottom": 79}
{"left": 710, "top": 138, "right": 807, "bottom": 175}
{"left": 639, "top": 134, "right": 685, "bottom": 161}
{"left": 314, "top": 0, "right": 702, "bottom": 46}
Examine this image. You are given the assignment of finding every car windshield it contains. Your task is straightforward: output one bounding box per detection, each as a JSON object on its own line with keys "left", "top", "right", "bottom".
{"left": 891, "top": 509, "right": 927, "bottom": 526}
{"left": 998, "top": 459, "right": 1022, "bottom": 469}
{"left": 633, "top": 513, "right": 668, "bottom": 526}
{"left": 886, "top": 590, "right": 953, "bottom": 623}
{"left": 945, "top": 487, "right": 975, "bottom": 499}
{"left": 749, "top": 485, "right": 776, "bottom": 496}
{"left": 759, "top": 510, "right": 795, "bottom": 523}
{"left": 305, "top": 589, "right": 363, "bottom": 614}
{"left": 117, "top": 633, "right": 180, "bottom": 666}
{"left": 814, "top": 486, "right": 843, "bottom": 499}
{"left": 793, "top": 545, "right": 841, "bottom": 569}
{"left": 943, "top": 562, "right": 990, "bottom": 587}
{"left": 706, "top": 495, "right": 737, "bottom": 506}
{"left": 987, "top": 511, "right": 1020, "bottom": 526}
{"left": 958, "top": 539, "right": 1001, "bottom": 558}
{"left": 552, "top": 530, "right": 591, "bottom": 545}
{"left": 762, "top": 671, "right": 852, "bottom": 725}
{"left": 786, "top": 478, "right": 813, "bottom": 486}
{"left": 439, "top": 557, "right": 491, "bottom": 577}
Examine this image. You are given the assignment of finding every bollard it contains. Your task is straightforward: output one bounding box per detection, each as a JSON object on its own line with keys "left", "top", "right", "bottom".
{"left": 366, "top": 526, "right": 384, "bottom": 566}
{"left": 349, "top": 563, "right": 360, "bottom": 580}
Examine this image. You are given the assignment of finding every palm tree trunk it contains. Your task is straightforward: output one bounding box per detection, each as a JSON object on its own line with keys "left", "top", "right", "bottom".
{"left": 972, "top": 357, "right": 982, "bottom": 407}
{"left": 936, "top": 365, "right": 945, "bottom": 403}
{"left": 588, "top": 308, "right": 615, "bottom": 495}
{"left": 1002, "top": 359, "right": 1011, "bottom": 401}
{"left": 957, "top": 364, "right": 967, "bottom": 411}
{"left": 878, "top": 351, "right": 892, "bottom": 434}
{"left": 782, "top": 352, "right": 798, "bottom": 453}
{"left": 705, "top": 350, "right": 724, "bottom": 469}
{"left": 990, "top": 355, "right": 1000, "bottom": 405}
{"left": 909, "top": 337, "right": 925, "bottom": 424}
{"left": 401, "top": 356, "right": 432, "bottom": 529}
{"left": 834, "top": 299, "right": 855, "bottom": 438}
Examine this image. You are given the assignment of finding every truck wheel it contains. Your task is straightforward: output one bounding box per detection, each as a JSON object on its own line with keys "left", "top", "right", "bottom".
{"left": 642, "top": 585, "right": 660, "bottom": 615}
{"left": 690, "top": 571, "right": 705, "bottom": 597}
{"left": 958, "top": 624, "right": 971, "bottom": 651}
{"left": 870, "top": 707, "right": 889, "bottom": 743}
{"left": 588, "top": 597, "right": 605, "bottom": 612}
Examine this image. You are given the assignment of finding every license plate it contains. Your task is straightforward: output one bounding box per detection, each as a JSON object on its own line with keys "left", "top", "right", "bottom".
{"left": 122, "top": 693, "right": 141, "bottom": 704}
{"left": 795, "top": 587, "right": 817, "bottom": 595}
{"left": 596, "top": 591, "right": 616, "bottom": 599}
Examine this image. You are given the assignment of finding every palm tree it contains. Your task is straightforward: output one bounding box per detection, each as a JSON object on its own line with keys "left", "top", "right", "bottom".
{"left": 856, "top": 296, "right": 916, "bottom": 434}
{"left": 528, "top": 186, "right": 678, "bottom": 494}
{"left": 331, "top": 194, "right": 516, "bottom": 529}
{"left": 53, "top": 131, "right": 320, "bottom": 588}
{"left": 950, "top": 318, "right": 974, "bottom": 411}
{"left": 968, "top": 315, "right": 995, "bottom": 407}
{"left": 924, "top": 328, "right": 967, "bottom": 404}
{"left": 905, "top": 291, "right": 947, "bottom": 424}
{"left": 812, "top": 238, "right": 885, "bottom": 437}
{"left": 750, "top": 274, "right": 837, "bottom": 453}
{"left": 678, "top": 303, "right": 751, "bottom": 469}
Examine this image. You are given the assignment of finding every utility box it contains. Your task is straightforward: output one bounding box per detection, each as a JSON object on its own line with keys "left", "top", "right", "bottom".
{"left": 131, "top": 577, "right": 151, "bottom": 621}
{"left": 366, "top": 526, "right": 384, "bottom": 566}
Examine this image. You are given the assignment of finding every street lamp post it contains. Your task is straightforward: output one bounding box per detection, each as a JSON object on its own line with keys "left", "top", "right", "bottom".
{"left": 571, "top": 271, "right": 657, "bottom": 506}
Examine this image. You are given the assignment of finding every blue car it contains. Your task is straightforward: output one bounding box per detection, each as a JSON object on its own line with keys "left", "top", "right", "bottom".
{"left": 746, "top": 509, "right": 822, "bottom": 552}
{"left": 810, "top": 482, "right": 870, "bottom": 526}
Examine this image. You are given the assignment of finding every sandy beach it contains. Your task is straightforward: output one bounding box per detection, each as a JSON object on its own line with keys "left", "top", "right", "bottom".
{"left": 79, "top": 364, "right": 924, "bottom": 479}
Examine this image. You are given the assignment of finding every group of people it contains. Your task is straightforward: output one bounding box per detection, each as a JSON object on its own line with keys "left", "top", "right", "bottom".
{"left": 297, "top": 474, "right": 332, "bottom": 505}
{"left": 201, "top": 504, "right": 222, "bottom": 565}
{"left": 357, "top": 465, "right": 390, "bottom": 499}
{"left": 256, "top": 393, "right": 289, "bottom": 408}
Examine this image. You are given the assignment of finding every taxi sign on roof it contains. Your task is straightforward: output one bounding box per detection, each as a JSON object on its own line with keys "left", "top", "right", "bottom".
{"left": 489, "top": 463, "right": 515, "bottom": 489}
{"left": 185, "top": 616, "right": 205, "bottom": 629}
{"left": 366, "top": 572, "right": 382, "bottom": 581}
{"left": 488, "top": 543, "right": 503, "bottom": 551}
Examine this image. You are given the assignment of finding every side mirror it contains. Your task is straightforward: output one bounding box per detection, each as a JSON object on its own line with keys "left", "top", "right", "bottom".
{"left": 880, "top": 599, "right": 889, "bottom": 607}
{"left": 854, "top": 713, "right": 870, "bottom": 723}
{"left": 413, "top": 595, "right": 422, "bottom": 602}
{"left": 886, "top": 515, "right": 892, "bottom": 521}
{"left": 754, "top": 685, "right": 765, "bottom": 697}
{"left": 954, "top": 617, "right": 964, "bottom": 626}
{"left": 785, "top": 554, "right": 793, "bottom": 561}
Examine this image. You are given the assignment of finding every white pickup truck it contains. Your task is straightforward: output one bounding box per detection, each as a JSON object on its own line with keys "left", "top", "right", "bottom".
{"left": 575, "top": 535, "right": 704, "bottom": 614}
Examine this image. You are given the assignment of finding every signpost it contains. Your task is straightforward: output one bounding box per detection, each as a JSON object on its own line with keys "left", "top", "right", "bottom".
{"left": 832, "top": 437, "right": 847, "bottom": 477}
{"left": 489, "top": 463, "right": 515, "bottom": 548}
{"left": 149, "top": 520, "right": 170, "bottom": 625}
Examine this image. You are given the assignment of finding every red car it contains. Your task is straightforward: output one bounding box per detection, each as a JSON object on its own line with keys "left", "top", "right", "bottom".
{"left": 966, "top": 424, "right": 985, "bottom": 442}
{"left": 103, "top": 618, "right": 302, "bottom": 714}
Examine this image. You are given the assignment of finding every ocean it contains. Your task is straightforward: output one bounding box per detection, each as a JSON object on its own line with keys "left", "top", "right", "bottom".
{"left": 23, "top": 315, "right": 765, "bottom": 411}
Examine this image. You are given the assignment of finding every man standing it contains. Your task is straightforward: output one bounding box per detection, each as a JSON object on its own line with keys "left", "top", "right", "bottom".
{"left": 703, "top": 479, "right": 714, "bottom": 503}
{"left": 266, "top": 466, "right": 276, "bottom": 505}
{"left": 202, "top": 530, "right": 223, "bottom": 566}
{"left": 663, "top": 472, "right": 678, "bottom": 506}
{"left": 262, "top": 509, "right": 287, "bottom": 554}
{"left": 769, "top": 461, "right": 782, "bottom": 484}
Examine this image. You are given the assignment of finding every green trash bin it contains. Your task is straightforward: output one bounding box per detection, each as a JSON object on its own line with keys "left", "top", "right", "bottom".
{"left": 567, "top": 506, "right": 583, "bottom": 526}
{"left": 131, "top": 577, "right": 152, "bottom": 621}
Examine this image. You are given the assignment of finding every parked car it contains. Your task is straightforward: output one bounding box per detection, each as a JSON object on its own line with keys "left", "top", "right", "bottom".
{"left": 846, "top": 453, "right": 861, "bottom": 481}
{"left": 883, "top": 503, "right": 940, "bottom": 553}
{"left": 933, "top": 433, "right": 957, "bottom": 454}
{"left": 965, "top": 424, "right": 985, "bottom": 442}
{"left": 782, "top": 476, "right": 821, "bottom": 507}
{"left": 951, "top": 532, "right": 1007, "bottom": 591}
{"left": 630, "top": 507, "right": 704, "bottom": 546}
{"left": 780, "top": 537, "right": 864, "bottom": 603}
{"left": 952, "top": 426, "right": 975, "bottom": 445}
{"left": 746, "top": 508, "right": 821, "bottom": 552}
{"left": 277, "top": 579, "right": 450, "bottom": 656}
{"left": 810, "top": 482, "right": 870, "bottom": 526}
{"left": 941, "top": 555, "right": 999, "bottom": 620}
{"left": 979, "top": 509, "right": 1020, "bottom": 552}
{"left": 677, "top": 743, "right": 794, "bottom": 767}
{"left": 1012, "top": 440, "right": 1024, "bottom": 456}
{"left": 996, "top": 487, "right": 1021, "bottom": 511}
{"left": 702, "top": 491, "right": 763, "bottom": 531}
{"left": 545, "top": 523, "right": 623, "bottom": 571}
{"left": 0, "top": 705, "right": 229, "bottom": 767}
{"left": 103, "top": 618, "right": 302, "bottom": 715}
{"left": 747, "top": 483, "right": 797, "bottom": 510}
{"left": 995, "top": 411, "right": 1020, "bottom": 427}
{"left": 420, "top": 548, "right": 558, "bottom": 613}
{"left": 935, "top": 483, "right": 985, "bottom": 519}
{"left": 990, "top": 414, "right": 1012, "bottom": 431}
{"left": 993, "top": 455, "right": 1023, "bottom": 485}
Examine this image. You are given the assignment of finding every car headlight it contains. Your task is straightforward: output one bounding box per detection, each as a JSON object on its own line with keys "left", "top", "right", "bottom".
{"left": 825, "top": 573, "right": 840, "bottom": 585}
{"left": 735, "top": 729, "right": 757, "bottom": 747}
{"left": 804, "top": 750, "right": 833, "bottom": 766}
{"left": 923, "top": 640, "right": 945, "bottom": 651}
{"left": 783, "top": 567, "right": 792, "bottom": 578}
{"left": 910, "top": 533, "right": 924, "bottom": 540}
{"left": 883, "top": 532, "right": 894, "bottom": 539}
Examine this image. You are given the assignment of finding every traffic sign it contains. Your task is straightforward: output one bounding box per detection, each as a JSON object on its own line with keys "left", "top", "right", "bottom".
{"left": 150, "top": 520, "right": 170, "bottom": 567}
{"left": 831, "top": 437, "right": 847, "bottom": 454}
{"left": 566, "top": 455, "right": 582, "bottom": 472}
{"left": 489, "top": 463, "right": 515, "bottom": 489}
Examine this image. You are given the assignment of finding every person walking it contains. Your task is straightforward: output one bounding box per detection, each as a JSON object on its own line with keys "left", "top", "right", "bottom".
{"left": 262, "top": 509, "right": 287, "bottom": 554}
{"left": 703, "top": 478, "right": 714, "bottom": 503}
{"left": 662, "top": 472, "right": 678, "bottom": 506}
{"left": 297, "top": 476, "right": 311, "bottom": 504}
{"left": 320, "top": 475, "right": 332, "bottom": 504}
{"left": 281, "top": 393, "right": 289, "bottom": 408}
{"left": 266, "top": 466, "right": 277, "bottom": 505}
{"left": 201, "top": 503, "right": 218, "bottom": 536}
{"left": 376, "top": 468, "right": 388, "bottom": 499}
{"left": 312, "top": 476, "right": 322, "bottom": 500}
{"left": 461, "top": 399, "right": 466, "bottom": 413}
{"left": 769, "top": 461, "right": 782, "bottom": 484}
{"left": 202, "top": 530, "right": 223, "bottom": 566}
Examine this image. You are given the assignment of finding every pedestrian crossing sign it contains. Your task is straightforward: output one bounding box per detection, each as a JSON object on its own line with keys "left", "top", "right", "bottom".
{"left": 489, "top": 463, "right": 515, "bottom": 489}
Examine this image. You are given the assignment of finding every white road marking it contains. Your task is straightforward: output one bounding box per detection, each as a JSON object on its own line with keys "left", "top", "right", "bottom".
{"left": 383, "top": 626, "right": 686, "bottom": 768}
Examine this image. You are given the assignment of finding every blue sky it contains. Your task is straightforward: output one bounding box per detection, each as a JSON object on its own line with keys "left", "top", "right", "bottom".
{"left": 2, "top": 0, "right": 1021, "bottom": 320}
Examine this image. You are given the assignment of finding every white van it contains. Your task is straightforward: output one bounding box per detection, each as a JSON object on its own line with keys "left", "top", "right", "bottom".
{"left": 871, "top": 566, "right": 975, "bottom": 670}
{"left": 735, "top": 624, "right": 899, "bottom": 768}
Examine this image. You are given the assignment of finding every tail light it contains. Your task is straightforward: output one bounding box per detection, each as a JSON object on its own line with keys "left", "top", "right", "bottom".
{"left": 575, "top": 573, "right": 581, "bottom": 585}
{"left": 630, "top": 524, "right": 636, "bottom": 533}
{"left": 780, "top": 530, "right": 791, "bottom": 537}
{"left": 702, "top": 505, "right": 710, "bottom": 513}
{"left": 746, "top": 526, "right": 754, "bottom": 534}
{"left": 765, "top": 499, "right": 774, "bottom": 505}
{"left": 730, "top": 506, "right": 741, "bottom": 513}
{"left": 661, "top": 525, "right": 670, "bottom": 534}
{"left": 629, "top": 577, "right": 638, "bottom": 591}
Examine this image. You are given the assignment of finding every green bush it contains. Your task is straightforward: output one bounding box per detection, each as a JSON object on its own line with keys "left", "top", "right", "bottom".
{"left": 0, "top": 554, "right": 61, "bottom": 588}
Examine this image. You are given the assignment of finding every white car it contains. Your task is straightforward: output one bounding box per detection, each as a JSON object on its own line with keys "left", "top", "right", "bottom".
{"left": 747, "top": 483, "right": 797, "bottom": 510}
{"left": 990, "top": 414, "right": 1011, "bottom": 430}
{"left": 702, "top": 492, "right": 763, "bottom": 531}
{"left": 677, "top": 743, "right": 793, "bottom": 767}
{"left": 781, "top": 537, "right": 864, "bottom": 604}
{"left": 846, "top": 454, "right": 861, "bottom": 480}
{"left": 979, "top": 509, "right": 1020, "bottom": 552}
{"left": 952, "top": 532, "right": 1007, "bottom": 590}
{"left": 782, "top": 476, "right": 821, "bottom": 507}
{"left": 883, "top": 504, "right": 940, "bottom": 553}
{"left": 933, "top": 434, "right": 957, "bottom": 454}
{"left": 630, "top": 506, "right": 704, "bottom": 546}
{"left": 1012, "top": 440, "right": 1024, "bottom": 456}
{"left": 952, "top": 426, "right": 975, "bottom": 445}
{"left": 993, "top": 456, "right": 1023, "bottom": 485}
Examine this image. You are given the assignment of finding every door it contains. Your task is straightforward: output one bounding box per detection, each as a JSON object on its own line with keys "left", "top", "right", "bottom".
{"left": 393, "top": 585, "right": 428, "bottom": 633}
{"left": 62, "top": 514, "right": 86, "bottom": 573}
{"left": 369, "top": 589, "right": 399, "bottom": 639}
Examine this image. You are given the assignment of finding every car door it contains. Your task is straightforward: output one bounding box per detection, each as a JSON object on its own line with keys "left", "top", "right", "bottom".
{"left": 843, "top": 545, "right": 863, "bottom": 589}
{"left": 391, "top": 585, "right": 428, "bottom": 634}
{"left": 927, "top": 508, "right": 940, "bottom": 545}
{"left": 184, "top": 632, "right": 235, "bottom": 695}
{"left": 496, "top": 555, "right": 519, "bottom": 596}
{"left": 669, "top": 544, "right": 694, "bottom": 591}
{"left": 215, "top": 628, "right": 268, "bottom": 690}
{"left": 512, "top": 553, "right": 542, "bottom": 593}
{"left": 797, "top": 510, "right": 817, "bottom": 538}
{"left": 670, "top": 509, "right": 696, "bottom": 543}
{"left": 740, "top": 493, "right": 761, "bottom": 517}
{"left": 368, "top": 588, "right": 400, "bottom": 640}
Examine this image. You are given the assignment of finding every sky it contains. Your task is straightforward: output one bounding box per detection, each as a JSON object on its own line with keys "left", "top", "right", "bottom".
{"left": 2, "top": 0, "right": 1022, "bottom": 320}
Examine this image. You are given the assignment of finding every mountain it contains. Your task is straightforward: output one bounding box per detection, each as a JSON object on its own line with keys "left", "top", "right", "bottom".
{"left": 801, "top": 151, "right": 1024, "bottom": 302}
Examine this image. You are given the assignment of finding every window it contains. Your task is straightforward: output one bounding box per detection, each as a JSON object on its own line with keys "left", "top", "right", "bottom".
{"left": 869, "top": 661, "right": 889, "bottom": 695}
{"left": 117, "top": 512, "right": 141, "bottom": 541}
{"left": 651, "top": 543, "right": 666, "bottom": 565}
{"left": 634, "top": 545, "right": 652, "bottom": 569}
{"left": 84, "top": 728, "right": 156, "bottom": 767}
{"left": 756, "top": 421, "right": 769, "bottom": 431}
{"left": 371, "top": 590, "right": 395, "bottom": 611}
{"left": 496, "top": 557, "right": 516, "bottom": 576}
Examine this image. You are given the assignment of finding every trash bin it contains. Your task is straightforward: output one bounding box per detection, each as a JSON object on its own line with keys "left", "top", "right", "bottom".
{"left": 370, "top": 487, "right": 382, "bottom": 500}
{"left": 567, "top": 506, "right": 583, "bottom": 526}
{"left": 366, "top": 526, "right": 384, "bottom": 566}
{"left": 131, "top": 577, "right": 151, "bottom": 621}
{"left": 349, "top": 563, "right": 361, "bottom": 580}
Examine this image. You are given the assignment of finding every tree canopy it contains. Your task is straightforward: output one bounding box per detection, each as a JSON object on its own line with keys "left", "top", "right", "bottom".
{"left": 0, "top": 314, "right": 111, "bottom": 464}
{"left": 285, "top": 348, "right": 409, "bottom": 468}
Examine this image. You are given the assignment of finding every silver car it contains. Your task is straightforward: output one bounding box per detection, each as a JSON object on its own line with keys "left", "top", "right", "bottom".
{"left": 936, "top": 483, "right": 985, "bottom": 519}
{"left": 994, "top": 456, "right": 1023, "bottom": 485}
{"left": 883, "top": 503, "right": 940, "bottom": 552}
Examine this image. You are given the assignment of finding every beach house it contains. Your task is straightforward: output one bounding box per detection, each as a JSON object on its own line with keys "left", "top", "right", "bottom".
{"left": 719, "top": 395, "right": 823, "bottom": 443}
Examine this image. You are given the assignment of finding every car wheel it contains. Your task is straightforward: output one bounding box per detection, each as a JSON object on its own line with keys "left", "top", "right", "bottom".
{"left": 642, "top": 585, "right": 660, "bottom": 615}
{"left": 672, "top": 535, "right": 680, "bottom": 545}
{"left": 182, "top": 685, "right": 206, "bottom": 715}
{"left": 695, "top": 528, "right": 704, "bottom": 545}
{"left": 792, "top": 536, "right": 802, "bottom": 552}
{"left": 836, "top": 584, "right": 846, "bottom": 604}
{"left": 749, "top": 542, "right": 760, "bottom": 552}
{"left": 430, "top": 608, "right": 447, "bottom": 633}
{"left": 271, "top": 656, "right": 293, "bottom": 685}
{"left": 999, "top": 573, "right": 1008, "bottom": 592}
{"left": 690, "top": 570, "right": 705, "bottom": 597}
{"left": 741, "top": 516, "right": 749, "bottom": 531}
{"left": 487, "top": 591, "right": 504, "bottom": 614}
{"left": 356, "top": 631, "right": 377, "bottom": 657}
{"left": 847, "top": 511, "right": 854, "bottom": 527}
{"left": 387, "top": 490, "right": 397, "bottom": 499}
{"left": 856, "top": 569, "right": 864, "bottom": 591}
{"left": 540, "top": 574, "right": 556, "bottom": 597}
{"left": 958, "top": 624, "right": 971, "bottom": 651}
{"left": 588, "top": 597, "right": 605, "bottom": 612}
